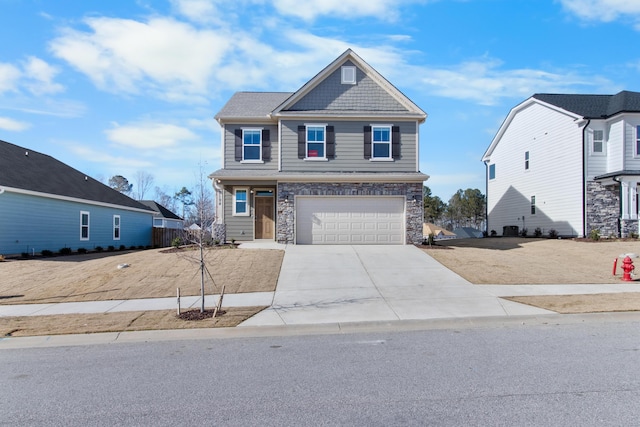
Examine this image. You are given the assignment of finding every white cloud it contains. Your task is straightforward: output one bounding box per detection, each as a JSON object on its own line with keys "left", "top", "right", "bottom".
{"left": 22, "top": 56, "right": 64, "bottom": 95}
{"left": 559, "top": 0, "right": 640, "bottom": 23}
{"left": 273, "top": 0, "right": 406, "bottom": 21}
{"left": 106, "top": 122, "right": 199, "bottom": 149}
{"left": 0, "top": 117, "right": 30, "bottom": 131}
{"left": 0, "top": 63, "right": 21, "bottom": 94}
{"left": 170, "top": 0, "right": 222, "bottom": 24}
{"left": 50, "top": 17, "right": 230, "bottom": 100}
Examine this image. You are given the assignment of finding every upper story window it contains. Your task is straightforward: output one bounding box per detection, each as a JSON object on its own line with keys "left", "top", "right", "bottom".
{"left": 341, "top": 66, "right": 356, "bottom": 84}
{"left": 489, "top": 164, "right": 496, "bottom": 180}
{"left": 372, "top": 126, "right": 392, "bottom": 159}
{"left": 297, "top": 125, "right": 335, "bottom": 160}
{"left": 233, "top": 187, "right": 249, "bottom": 216}
{"left": 364, "top": 125, "right": 400, "bottom": 160}
{"left": 80, "top": 211, "right": 90, "bottom": 241}
{"left": 525, "top": 151, "right": 530, "bottom": 170}
{"left": 307, "top": 126, "right": 325, "bottom": 158}
{"left": 593, "top": 130, "right": 604, "bottom": 154}
{"left": 243, "top": 129, "right": 262, "bottom": 161}
{"left": 531, "top": 195, "right": 536, "bottom": 215}
{"left": 234, "top": 128, "right": 270, "bottom": 162}
{"left": 113, "top": 215, "right": 120, "bottom": 240}
{"left": 636, "top": 126, "right": 640, "bottom": 157}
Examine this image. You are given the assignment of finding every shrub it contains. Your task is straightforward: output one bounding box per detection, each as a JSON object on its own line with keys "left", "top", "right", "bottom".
{"left": 171, "top": 237, "right": 182, "bottom": 248}
{"left": 214, "top": 239, "right": 220, "bottom": 245}
{"left": 519, "top": 228, "right": 528, "bottom": 237}
{"left": 41, "top": 249, "right": 53, "bottom": 257}
{"left": 129, "top": 245, "right": 137, "bottom": 250}
{"left": 108, "top": 245, "right": 115, "bottom": 252}
{"left": 59, "top": 247, "right": 72, "bottom": 255}
{"left": 145, "top": 245, "right": 152, "bottom": 249}
{"left": 77, "top": 247, "right": 87, "bottom": 254}
{"left": 490, "top": 230, "right": 497, "bottom": 237}
{"left": 21, "top": 252, "right": 30, "bottom": 259}
{"left": 533, "top": 227, "right": 542, "bottom": 238}
{"left": 589, "top": 229, "right": 601, "bottom": 241}
{"left": 119, "top": 245, "right": 126, "bottom": 251}
{"left": 95, "top": 246, "right": 104, "bottom": 252}
{"left": 138, "top": 245, "right": 144, "bottom": 250}
{"left": 631, "top": 232, "right": 639, "bottom": 239}
{"left": 548, "top": 229, "right": 558, "bottom": 239}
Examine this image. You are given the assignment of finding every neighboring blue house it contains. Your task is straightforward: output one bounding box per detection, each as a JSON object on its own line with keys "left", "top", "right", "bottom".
{"left": 0, "top": 139, "right": 155, "bottom": 256}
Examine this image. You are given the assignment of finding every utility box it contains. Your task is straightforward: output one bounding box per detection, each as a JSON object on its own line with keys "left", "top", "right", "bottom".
{"left": 503, "top": 225, "right": 519, "bottom": 237}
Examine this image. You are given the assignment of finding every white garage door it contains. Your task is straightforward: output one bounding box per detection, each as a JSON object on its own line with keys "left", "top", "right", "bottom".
{"left": 296, "top": 197, "right": 405, "bottom": 244}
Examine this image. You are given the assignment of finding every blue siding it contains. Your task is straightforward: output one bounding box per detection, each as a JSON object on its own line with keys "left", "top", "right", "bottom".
{"left": 0, "top": 191, "right": 153, "bottom": 256}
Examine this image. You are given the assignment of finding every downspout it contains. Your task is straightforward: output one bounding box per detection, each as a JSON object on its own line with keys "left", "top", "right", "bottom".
{"left": 213, "top": 179, "right": 224, "bottom": 224}
{"left": 581, "top": 119, "right": 590, "bottom": 238}
{"left": 613, "top": 176, "right": 621, "bottom": 237}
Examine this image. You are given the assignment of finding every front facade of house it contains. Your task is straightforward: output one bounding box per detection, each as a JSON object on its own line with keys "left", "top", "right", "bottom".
{"left": 210, "top": 50, "right": 428, "bottom": 245}
{"left": 483, "top": 91, "right": 640, "bottom": 238}
{"left": 0, "top": 140, "right": 154, "bottom": 256}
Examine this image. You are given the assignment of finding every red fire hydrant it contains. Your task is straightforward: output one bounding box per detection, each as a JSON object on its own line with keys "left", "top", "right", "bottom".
{"left": 621, "top": 256, "right": 635, "bottom": 281}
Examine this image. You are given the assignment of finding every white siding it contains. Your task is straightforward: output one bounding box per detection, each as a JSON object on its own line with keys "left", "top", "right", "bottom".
{"left": 608, "top": 118, "right": 625, "bottom": 172}
{"left": 585, "top": 124, "right": 607, "bottom": 179}
{"left": 623, "top": 116, "right": 640, "bottom": 170}
{"left": 486, "top": 102, "right": 584, "bottom": 237}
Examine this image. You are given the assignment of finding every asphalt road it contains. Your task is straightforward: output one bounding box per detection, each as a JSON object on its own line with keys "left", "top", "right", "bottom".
{"left": 2, "top": 319, "right": 640, "bottom": 426}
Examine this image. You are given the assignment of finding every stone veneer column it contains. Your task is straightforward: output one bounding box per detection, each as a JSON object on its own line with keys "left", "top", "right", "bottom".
{"left": 585, "top": 181, "right": 620, "bottom": 238}
{"left": 276, "top": 182, "right": 424, "bottom": 244}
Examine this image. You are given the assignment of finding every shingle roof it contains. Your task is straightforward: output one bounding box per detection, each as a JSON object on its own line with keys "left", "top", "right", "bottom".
{"left": 0, "top": 139, "right": 154, "bottom": 212}
{"left": 139, "top": 200, "right": 182, "bottom": 220}
{"left": 214, "top": 92, "right": 293, "bottom": 120}
{"left": 533, "top": 91, "right": 640, "bottom": 118}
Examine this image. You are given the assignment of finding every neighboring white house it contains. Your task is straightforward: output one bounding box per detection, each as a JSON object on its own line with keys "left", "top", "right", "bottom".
{"left": 482, "top": 91, "right": 640, "bottom": 238}
{"left": 139, "top": 200, "right": 183, "bottom": 229}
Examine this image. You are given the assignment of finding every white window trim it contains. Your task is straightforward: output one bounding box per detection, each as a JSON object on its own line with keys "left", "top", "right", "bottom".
{"left": 242, "top": 128, "right": 263, "bottom": 163}
{"left": 304, "top": 124, "right": 327, "bottom": 160}
{"left": 113, "top": 215, "right": 121, "bottom": 240}
{"left": 341, "top": 66, "right": 356, "bottom": 84}
{"left": 635, "top": 126, "right": 640, "bottom": 158}
{"left": 371, "top": 124, "right": 393, "bottom": 160}
{"left": 80, "top": 211, "right": 90, "bottom": 241}
{"left": 233, "top": 187, "right": 250, "bottom": 216}
{"left": 591, "top": 129, "right": 605, "bottom": 156}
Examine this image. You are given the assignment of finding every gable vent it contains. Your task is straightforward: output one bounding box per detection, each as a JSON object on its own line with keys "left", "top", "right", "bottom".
{"left": 341, "top": 66, "right": 356, "bottom": 84}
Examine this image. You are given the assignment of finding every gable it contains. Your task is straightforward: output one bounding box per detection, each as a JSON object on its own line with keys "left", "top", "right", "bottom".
{"left": 0, "top": 139, "right": 154, "bottom": 212}
{"left": 273, "top": 49, "right": 426, "bottom": 121}
{"left": 286, "top": 60, "right": 408, "bottom": 113}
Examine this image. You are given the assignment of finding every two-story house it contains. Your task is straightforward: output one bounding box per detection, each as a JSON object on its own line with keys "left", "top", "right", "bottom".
{"left": 482, "top": 91, "right": 640, "bottom": 238}
{"left": 209, "top": 49, "right": 428, "bottom": 245}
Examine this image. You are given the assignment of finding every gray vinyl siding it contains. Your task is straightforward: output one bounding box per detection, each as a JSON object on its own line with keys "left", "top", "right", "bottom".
{"left": 223, "top": 184, "right": 255, "bottom": 241}
{"left": 223, "top": 124, "right": 279, "bottom": 170}
{"left": 0, "top": 191, "right": 153, "bottom": 256}
{"left": 288, "top": 60, "right": 407, "bottom": 112}
{"left": 280, "top": 120, "right": 418, "bottom": 172}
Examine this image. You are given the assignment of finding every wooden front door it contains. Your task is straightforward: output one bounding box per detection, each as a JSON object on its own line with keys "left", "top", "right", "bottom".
{"left": 255, "top": 196, "right": 275, "bottom": 239}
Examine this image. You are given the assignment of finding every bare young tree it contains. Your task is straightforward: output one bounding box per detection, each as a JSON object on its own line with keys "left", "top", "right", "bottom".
{"left": 133, "top": 171, "right": 154, "bottom": 200}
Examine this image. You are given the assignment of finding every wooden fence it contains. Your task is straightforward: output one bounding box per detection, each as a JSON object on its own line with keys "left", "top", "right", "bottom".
{"left": 152, "top": 227, "right": 183, "bottom": 248}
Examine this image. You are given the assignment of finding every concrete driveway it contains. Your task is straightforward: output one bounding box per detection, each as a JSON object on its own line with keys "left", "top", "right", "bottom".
{"left": 240, "top": 245, "right": 551, "bottom": 326}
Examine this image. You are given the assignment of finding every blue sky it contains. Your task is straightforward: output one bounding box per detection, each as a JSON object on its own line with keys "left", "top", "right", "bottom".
{"left": 1, "top": 0, "right": 640, "bottom": 203}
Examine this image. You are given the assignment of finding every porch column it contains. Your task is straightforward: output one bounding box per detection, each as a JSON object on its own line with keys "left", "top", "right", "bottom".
{"left": 620, "top": 180, "right": 638, "bottom": 220}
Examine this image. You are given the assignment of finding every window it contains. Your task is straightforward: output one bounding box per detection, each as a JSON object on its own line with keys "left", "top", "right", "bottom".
{"left": 306, "top": 125, "right": 326, "bottom": 158}
{"left": 341, "top": 66, "right": 356, "bottom": 84}
{"left": 525, "top": 151, "right": 530, "bottom": 170}
{"left": 531, "top": 196, "right": 536, "bottom": 215}
{"left": 489, "top": 164, "right": 496, "bottom": 180}
{"left": 80, "top": 211, "right": 90, "bottom": 240}
{"left": 372, "top": 126, "right": 392, "bottom": 159}
{"left": 243, "top": 129, "right": 262, "bottom": 161}
{"left": 233, "top": 188, "right": 249, "bottom": 216}
{"left": 113, "top": 215, "right": 120, "bottom": 240}
{"left": 593, "top": 130, "right": 604, "bottom": 154}
{"left": 636, "top": 126, "right": 640, "bottom": 156}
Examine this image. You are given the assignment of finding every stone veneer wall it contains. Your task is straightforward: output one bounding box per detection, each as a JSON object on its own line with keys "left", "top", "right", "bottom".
{"left": 212, "top": 223, "right": 226, "bottom": 243}
{"left": 585, "top": 181, "right": 620, "bottom": 238}
{"left": 276, "top": 182, "right": 424, "bottom": 244}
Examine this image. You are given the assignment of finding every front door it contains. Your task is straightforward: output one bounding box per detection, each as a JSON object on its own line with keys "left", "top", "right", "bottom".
{"left": 255, "top": 195, "right": 275, "bottom": 239}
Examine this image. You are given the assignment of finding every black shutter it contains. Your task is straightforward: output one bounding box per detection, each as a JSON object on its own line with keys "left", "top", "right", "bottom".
{"left": 392, "top": 126, "right": 400, "bottom": 159}
{"left": 364, "top": 126, "right": 372, "bottom": 159}
{"left": 326, "top": 126, "right": 335, "bottom": 159}
{"left": 262, "top": 129, "right": 271, "bottom": 161}
{"left": 298, "top": 125, "right": 306, "bottom": 159}
{"left": 234, "top": 129, "right": 242, "bottom": 161}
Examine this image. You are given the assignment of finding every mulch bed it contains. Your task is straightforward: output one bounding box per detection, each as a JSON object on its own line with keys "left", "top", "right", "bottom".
{"left": 177, "top": 309, "right": 227, "bottom": 321}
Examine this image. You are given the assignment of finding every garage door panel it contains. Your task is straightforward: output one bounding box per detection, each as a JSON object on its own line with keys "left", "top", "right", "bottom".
{"left": 296, "top": 197, "right": 405, "bottom": 245}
